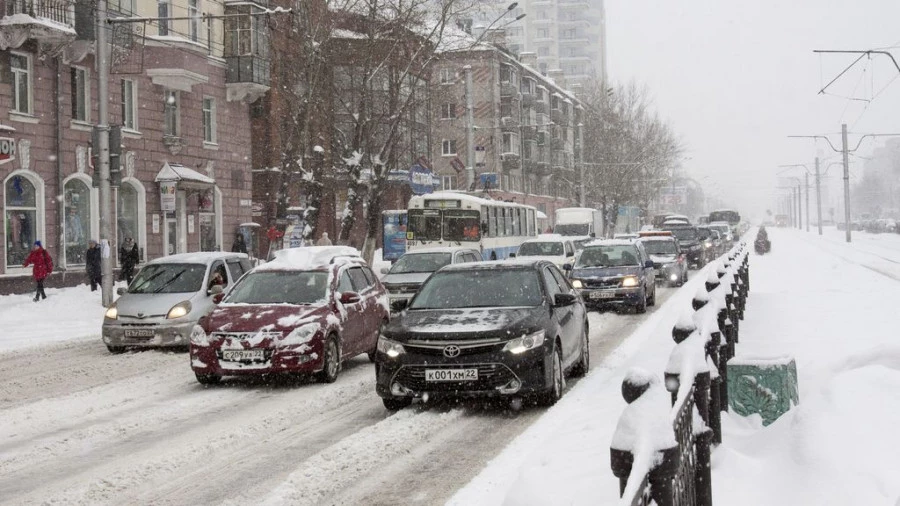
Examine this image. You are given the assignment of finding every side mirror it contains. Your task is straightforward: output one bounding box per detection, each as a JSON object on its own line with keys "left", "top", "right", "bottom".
{"left": 566, "top": 251, "right": 574, "bottom": 257}
{"left": 644, "top": 260, "right": 654, "bottom": 269}
{"left": 116, "top": 287, "right": 126, "bottom": 296}
{"left": 391, "top": 298, "right": 409, "bottom": 312}
{"left": 562, "top": 263, "right": 573, "bottom": 271}
{"left": 590, "top": 232, "right": 596, "bottom": 238}
{"left": 553, "top": 293, "right": 577, "bottom": 306}
{"left": 509, "top": 253, "right": 517, "bottom": 258}
{"left": 208, "top": 284, "right": 224, "bottom": 296}
{"left": 380, "top": 266, "right": 390, "bottom": 275}
{"left": 340, "top": 291, "right": 361, "bottom": 304}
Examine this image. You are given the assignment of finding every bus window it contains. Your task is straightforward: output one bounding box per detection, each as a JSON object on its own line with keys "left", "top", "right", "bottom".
{"left": 528, "top": 209, "right": 535, "bottom": 236}
{"left": 490, "top": 207, "right": 498, "bottom": 238}
{"left": 444, "top": 210, "right": 481, "bottom": 242}
{"left": 408, "top": 209, "right": 442, "bottom": 241}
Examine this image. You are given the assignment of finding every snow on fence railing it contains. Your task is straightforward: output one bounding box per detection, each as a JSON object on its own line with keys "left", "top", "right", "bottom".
{"left": 611, "top": 243, "right": 750, "bottom": 506}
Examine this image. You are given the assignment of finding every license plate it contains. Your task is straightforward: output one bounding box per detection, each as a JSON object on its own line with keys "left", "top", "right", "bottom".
{"left": 222, "top": 349, "right": 265, "bottom": 361}
{"left": 590, "top": 291, "right": 616, "bottom": 300}
{"left": 124, "top": 329, "right": 155, "bottom": 337}
{"left": 425, "top": 369, "right": 478, "bottom": 382}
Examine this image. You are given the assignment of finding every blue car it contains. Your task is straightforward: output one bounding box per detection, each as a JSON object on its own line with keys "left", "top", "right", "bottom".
{"left": 566, "top": 240, "right": 657, "bottom": 313}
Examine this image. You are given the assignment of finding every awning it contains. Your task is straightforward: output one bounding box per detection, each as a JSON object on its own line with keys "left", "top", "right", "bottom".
{"left": 536, "top": 210, "right": 548, "bottom": 219}
{"left": 155, "top": 162, "right": 215, "bottom": 188}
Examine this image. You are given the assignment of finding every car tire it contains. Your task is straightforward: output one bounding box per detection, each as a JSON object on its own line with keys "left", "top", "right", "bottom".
{"left": 317, "top": 335, "right": 341, "bottom": 384}
{"left": 538, "top": 346, "right": 564, "bottom": 406}
{"left": 383, "top": 397, "right": 412, "bottom": 411}
{"left": 635, "top": 289, "right": 647, "bottom": 314}
{"left": 648, "top": 285, "right": 657, "bottom": 307}
{"left": 195, "top": 373, "right": 221, "bottom": 385}
{"left": 106, "top": 345, "right": 126, "bottom": 354}
{"left": 571, "top": 325, "right": 590, "bottom": 378}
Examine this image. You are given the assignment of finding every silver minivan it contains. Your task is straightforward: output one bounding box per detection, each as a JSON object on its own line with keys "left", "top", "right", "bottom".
{"left": 380, "top": 247, "right": 482, "bottom": 308}
{"left": 102, "top": 252, "right": 252, "bottom": 353}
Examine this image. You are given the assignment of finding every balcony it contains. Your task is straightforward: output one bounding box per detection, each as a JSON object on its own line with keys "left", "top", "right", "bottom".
{"left": 521, "top": 90, "right": 534, "bottom": 106}
{"left": 500, "top": 81, "right": 520, "bottom": 99}
{"left": 226, "top": 55, "right": 271, "bottom": 102}
{"left": 551, "top": 107, "right": 569, "bottom": 125}
{"left": 533, "top": 100, "right": 547, "bottom": 114}
{"left": 500, "top": 153, "right": 521, "bottom": 172}
{"left": 0, "top": 0, "right": 76, "bottom": 49}
{"left": 533, "top": 161, "right": 552, "bottom": 177}
{"left": 559, "top": 0, "right": 590, "bottom": 8}
{"left": 559, "top": 37, "right": 590, "bottom": 45}
{"left": 500, "top": 116, "right": 520, "bottom": 131}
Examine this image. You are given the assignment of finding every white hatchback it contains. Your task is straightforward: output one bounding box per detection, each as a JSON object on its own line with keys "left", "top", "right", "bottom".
{"left": 512, "top": 234, "right": 577, "bottom": 270}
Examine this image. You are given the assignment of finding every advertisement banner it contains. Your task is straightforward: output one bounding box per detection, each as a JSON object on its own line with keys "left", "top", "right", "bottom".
{"left": 382, "top": 211, "right": 408, "bottom": 262}
{"left": 408, "top": 164, "right": 434, "bottom": 195}
{"left": 160, "top": 181, "right": 177, "bottom": 212}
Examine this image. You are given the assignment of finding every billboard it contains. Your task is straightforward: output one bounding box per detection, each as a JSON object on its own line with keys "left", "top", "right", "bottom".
{"left": 382, "top": 211, "right": 408, "bottom": 261}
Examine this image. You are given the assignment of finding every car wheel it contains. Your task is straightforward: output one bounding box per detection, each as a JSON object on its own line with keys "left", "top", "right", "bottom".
{"left": 648, "top": 285, "right": 657, "bottom": 307}
{"left": 538, "top": 346, "right": 564, "bottom": 406}
{"left": 195, "top": 373, "right": 221, "bottom": 385}
{"left": 383, "top": 397, "right": 412, "bottom": 411}
{"left": 635, "top": 289, "right": 647, "bottom": 314}
{"left": 571, "top": 325, "right": 590, "bottom": 377}
{"left": 317, "top": 335, "right": 341, "bottom": 383}
{"left": 106, "top": 345, "right": 126, "bottom": 354}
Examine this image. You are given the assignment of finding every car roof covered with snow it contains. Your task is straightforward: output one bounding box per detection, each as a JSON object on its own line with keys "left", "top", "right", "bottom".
{"left": 524, "top": 234, "right": 571, "bottom": 243}
{"left": 584, "top": 239, "right": 640, "bottom": 248}
{"left": 399, "top": 247, "right": 480, "bottom": 255}
{"left": 439, "top": 258, "right": 552, "bottom": 271}
{"left": 255, "top": 246, "right": 365, "bottom": 272}
{"left": 145, "top": 251, "right": 248, "bottom": 266}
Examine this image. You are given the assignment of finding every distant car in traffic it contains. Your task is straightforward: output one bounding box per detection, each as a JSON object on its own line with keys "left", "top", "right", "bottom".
{"left": 375, "top": 259, "right": 589, "bottom": 410}
{"left": 660, "top": 224, "right": 705, "bottom": 268}
{"left": 638, "top": 233, "right": 688, "bottom": 286}
{"left": 512, "top": 234, "right": 577, "bottom": 270}
{"left": 568, "top": 239, "right": 657, "bottom": 313}
{"left": 189, "top": 246, "right": 389, "bottom": 385}
{"left": 381, "top": 248, "right": 482, "bottom": 308}
{"left": 102, "top": 252, "right": 252, "bottom": 353}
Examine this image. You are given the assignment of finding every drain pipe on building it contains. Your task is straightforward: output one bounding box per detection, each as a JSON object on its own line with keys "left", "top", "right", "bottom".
{"left": 55, "top": 56, "right": 66, "bottom": 274}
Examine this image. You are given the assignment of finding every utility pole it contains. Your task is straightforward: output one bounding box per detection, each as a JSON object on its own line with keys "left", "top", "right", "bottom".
{"left": 577, "top": 122, "right": 585, "bottom": 206}
{"left": 796, "top": 184, "right": 802, "bottom": 229}
{"left": 97, "top": 0, "right": 113, "bottom": 307}
{"left": 815, "top": 157, "right": 823, "bottom": 235}
{"left": 805, "top": 172, "right": 810, "bottom": 232}
{"left": 841, "top": 123, "right": 851, "bottom": 242}
{"left": 465, "top": 65, "right": 476, "bottom": 190}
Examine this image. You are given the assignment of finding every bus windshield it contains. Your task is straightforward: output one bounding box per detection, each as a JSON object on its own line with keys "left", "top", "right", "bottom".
{"left": 709, "top": 210, "right": 740, "bottom": 224}
{"left": 407, "top": 209, "right": 442, "bottom": 241}
{"left": 408, "top": 208, "right": 480, "bottom": 242}
{"left": 554, "top": 223, "right": 590, "bottom": 236}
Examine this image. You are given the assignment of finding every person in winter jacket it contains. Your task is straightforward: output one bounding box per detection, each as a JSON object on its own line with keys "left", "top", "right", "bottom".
{"left": 86, "top": 239, "right": 102, "bottom": 291}
{"left": 119, "top": 237, "right": 139, "bottom": 285}
{"left": 23, "top": 240, "right": 52, "bottom": 302}
{"left": 316, "top": 232, "right": 333, "bottom": 246}
{"left": 231, "top": 233, "right": 248, "bottom": 253}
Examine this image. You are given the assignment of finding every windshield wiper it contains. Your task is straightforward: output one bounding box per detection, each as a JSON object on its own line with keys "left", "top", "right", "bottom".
{"left": 153, "top": 270, "right": 187, "bottom": 293}
{"left": 131, "top": 270, "right": 165, "bottom": 293}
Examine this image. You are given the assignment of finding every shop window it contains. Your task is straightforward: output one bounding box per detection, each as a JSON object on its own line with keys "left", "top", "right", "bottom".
{"left": 199, "top": 189, "right": 217, "bottom": 251}
{"left": 5, "top": 175, "right": 37, "bottom": 267}
{"left": 117, "top": 182, "right": 139, "bottom": 246}
{"left": 64, "top": 178, "right": 92, "bottom": 265}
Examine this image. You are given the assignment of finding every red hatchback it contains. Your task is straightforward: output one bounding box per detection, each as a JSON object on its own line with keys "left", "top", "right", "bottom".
{"left": 189, "top": 246, "right": 390, "bottom": 385}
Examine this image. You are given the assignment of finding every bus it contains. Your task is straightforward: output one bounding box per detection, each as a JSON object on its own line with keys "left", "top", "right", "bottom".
{"left": 406, "top": 192, "right": 538, "bottom": 260}
{"left": 708, "top": 209, "right": 741, "bottom": 226}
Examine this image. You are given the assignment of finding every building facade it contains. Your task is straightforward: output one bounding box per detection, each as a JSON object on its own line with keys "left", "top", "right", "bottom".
{"left": 0, "top": 0, "right": 262, "bottom": 293}
{"left": 430, "top": 44, "right": 583, "bottom": 224}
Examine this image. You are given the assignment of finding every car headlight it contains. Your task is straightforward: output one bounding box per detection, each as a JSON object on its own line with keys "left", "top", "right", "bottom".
{"left": 377, "top": 335, "right": 405, "bottom": 358}
{"left": 704, "top": 243, "right": 711, "bottom": 249}
{"left": 503, "top": 330, "right": 546, "bottom": 354}
{"left": 105, "top": 304, "right": 118, "bottom": 320}
{"left": 621, "top": 276, "right": 639, "bottom": 288}
{"left": 190, "top": 324, "right": 208, "bottom": 346}
{"left": 166, "top": 301, "right": 192, "bottom": 319}
{"left": 571, "top": 279, "right": 583, "bottom": 289}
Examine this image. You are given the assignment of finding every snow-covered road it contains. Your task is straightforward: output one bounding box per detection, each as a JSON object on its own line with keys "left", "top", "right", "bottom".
{"left": 0, "top": 276, "right": 689, "bottom": 505}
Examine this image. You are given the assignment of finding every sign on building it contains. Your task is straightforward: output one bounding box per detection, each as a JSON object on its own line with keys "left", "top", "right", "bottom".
{"left": 408, "top": 163, "right": 434, "bottom": 195}
{"left": 0, "top": 137, "right": 16, "bottom": 164}
{"left": 160, "top": 181, "right": 177, "bottom": 212}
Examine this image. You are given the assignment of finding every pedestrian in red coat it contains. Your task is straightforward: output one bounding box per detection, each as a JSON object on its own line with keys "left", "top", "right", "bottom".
{"left": 23, "top": 240, "right": 53, "bottom": 302}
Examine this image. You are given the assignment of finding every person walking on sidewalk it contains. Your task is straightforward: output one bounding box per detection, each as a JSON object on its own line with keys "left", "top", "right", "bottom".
{"left": 316, "top": 232, "right": 333, "bottom": 246}
{"left": 23, "top": 240, "right": 52, "bottom": 302}
{"left": 119, "top": 237, "right": 139, "bottom": 285}
{"left": 86, "top": 239, "right": 102, "bottom": 291}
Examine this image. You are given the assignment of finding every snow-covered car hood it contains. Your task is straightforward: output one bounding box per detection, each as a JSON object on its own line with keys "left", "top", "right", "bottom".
{"left": 205, "top": 303, "right": 330, "bottom": 334}
{"left": 386, "top": 307, "right": 541, "bottom": 341}
{"left": 381, "top": 272, "right": 432, "bottom": 287}
{"left": 516, "top": 255, "right": 572, "bottom": 267}
{"left": 571, "top": 265, "right": 641, "bottom": 279}
{"left": 114, "top": 292, "right": 207, "bottom": 319}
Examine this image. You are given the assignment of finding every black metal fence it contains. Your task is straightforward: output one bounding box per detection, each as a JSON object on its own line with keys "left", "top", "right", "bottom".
{"left": 611, "top": 243, "right": 750, "bottom": 506}
{"left": 5, "top": 0, "right": 74, "bottom": 26}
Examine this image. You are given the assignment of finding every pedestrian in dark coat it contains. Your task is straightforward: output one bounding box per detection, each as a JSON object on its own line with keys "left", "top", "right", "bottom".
{"left": 23, "top": 240, "right": 52, "bottom": 302}
{"left": 231, "top": 233, "right": 248, "bottom": 253}
{"left": 119, "top": 237, "right": 139, "bottom": 285}
{"left": 86, "top": 239, "right": 102, "bottom": 291}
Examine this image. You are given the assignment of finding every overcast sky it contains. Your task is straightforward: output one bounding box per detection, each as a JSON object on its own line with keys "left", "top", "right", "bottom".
{"left": 606, "top": 0, "right": 900, "bottom": 221}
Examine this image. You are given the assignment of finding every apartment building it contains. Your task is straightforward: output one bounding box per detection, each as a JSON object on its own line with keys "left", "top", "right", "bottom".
{"left": 430, "top": 43, "right": 583, "bottom": 221}
{"left": 0, "top": 0, "right": 263, "bottom": 292}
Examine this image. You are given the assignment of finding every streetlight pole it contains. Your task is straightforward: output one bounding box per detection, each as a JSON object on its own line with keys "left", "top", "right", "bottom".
{"left": 97, "top": 0, "right": 113, "bottom": 307}
{"left": 815, "top": 157, "right": 823, "bottom": 235}
{"left": 796, "top": 185, "right": 802, "bottom": 229}
{"left": 841, "top": 123, "right": 851, "bottom": 242}
{"left": 805, "top": 172, "right": 810, "bottom": 232}
{"left": 465, "top": 65, "right": 476, "bottom": 189}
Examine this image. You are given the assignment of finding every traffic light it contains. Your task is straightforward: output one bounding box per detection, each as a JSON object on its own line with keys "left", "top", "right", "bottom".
{"left": 90, "top": 126, "right": 100, "bottom": 188}
{"left": 109, "top": 125, "right": 122, "bottom": 187}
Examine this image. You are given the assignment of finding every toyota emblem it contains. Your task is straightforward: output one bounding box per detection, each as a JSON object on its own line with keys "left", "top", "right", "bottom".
{"left": 443, "top": 345, "right": 461, "bottom": 358}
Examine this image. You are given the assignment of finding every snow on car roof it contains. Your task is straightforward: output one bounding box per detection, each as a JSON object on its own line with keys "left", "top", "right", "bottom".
{"left": 639, "top": 235, "right": 676, "bottom": 242}
{"left": 400, "top": 247, "right": 478, "bottom": 255}
{"left": 584, "top": 239, "right": 638, "bottom": 247}
{"left": 440, "top": 258, "right": 544, "bottom": 271}
{"left": 146, "top": 252, "right": 247, "bottom": 265}
{"left": 256, "top": 246, "right": 363, "bottom": 271}
{"left": 525, "top": 234, "right": 568, "bottom": 242}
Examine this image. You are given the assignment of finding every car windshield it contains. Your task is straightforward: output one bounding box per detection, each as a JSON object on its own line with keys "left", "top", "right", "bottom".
{"left": 389, "top": 252, "right": 452, "bottom": 274}
{"left": 128, "top": 263, "right": 206, "bottom": 294}
{"left": 410, "top": 269, "right": 543, "bottom": 309}
{"left": 665, "top": 227, "right": 699, "bottom": 242}
{"left": 573, "top": 238, "right": 592, "bottom": 251}
{"left": 576, "top": 245, "right": 641, "bottom": 267}
{"left": 643, "top": 240, "right": 677, "bottom": 255}
{"left": 711, "top": 225, "right": 729, "bottom": 235}
{"left": 555, "top": 223, "right": 589, "bottom": 236}
{"left": 224, "top": 271, "right": 329, "bottom": 305}
{"left": 518, "top": 241, "right": 564, "bottom": 256}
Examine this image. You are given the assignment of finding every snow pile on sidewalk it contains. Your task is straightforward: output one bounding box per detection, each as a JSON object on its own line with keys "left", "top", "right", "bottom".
{"left": 0, "top": 282, "right": 112, "bottom": 352}
{"left": 452, "top": 228, "right": 900, "bottom": 505}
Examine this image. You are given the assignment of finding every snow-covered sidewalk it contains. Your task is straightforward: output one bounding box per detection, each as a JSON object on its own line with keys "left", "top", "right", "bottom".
{"left": 451, "top": 227, "right": 900, "bottom": 505}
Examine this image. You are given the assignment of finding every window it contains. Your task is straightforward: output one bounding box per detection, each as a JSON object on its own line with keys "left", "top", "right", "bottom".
{"left": 202, "top": 97, "right": 216, "bottom": 143}
{"left": 4, "top": 175, "right": 38, "bottom": 268}
{"left": 442, "top": 175, "right": 454, "bottom": 191}
{"left": 563, "top": 29, "right": 577, "bottom": 39}
{"left": 10, "top": 53, "right": 31, "bottom": 114}
{"left": 538, "top": 47, "right": 549, "bottom": 57}
{"left": 63, "top": 178, "right": 92, "bottom": 265}
{"left": 117, "top": 182, "right": 139, "bottom": 246}
{"left": 442, "top": 139, "right": 457, "bottom": 156}
{"left": 157, "top": 0, "right": 171, "bottom": 36}
{"left": 439, "top": 68, "right": 453, "bottom": 84}
{"left": 224, "top": 5, "right": 268, "bottom": 58}
{"left": 70, "top": 67, "right": 89, "bottom": 122}
{"left": 440, "top": 103, "right": 456, "bottom": 120}
{"left": 502, "top": 132, "right": 520, "bottom": 154}
{"left": 537, "top": 28, "right": 549, "bottom": 39}
{"left": 542, "top": 268, "right": 563, "bottom": 299}
{"left": 109, "top": 0, "right": 135, "bottom": 14}
{"left": 121, "top": 79, "right": 138, "bottom": 130}
{"left": 337, "top": 271, "right": 354, "bottom": 294}
{"left": 189, "top": 0, "right": 201, "bottom": 42}
{"left": 164, "top": 89, "right": 179, "bottom": 137}
{"left": 348, "top": 267, "right": 370, "bottom": 292}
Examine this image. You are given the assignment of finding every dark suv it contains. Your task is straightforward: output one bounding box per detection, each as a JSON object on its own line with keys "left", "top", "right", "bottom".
{"left": 375, "top": 260, "right": 589, "bottom": 410}
{"left": 568, "top": 240, "right": 657, "bottom": 313}
{"left": 660, "top": 224, "right": 705, "bottom": 268}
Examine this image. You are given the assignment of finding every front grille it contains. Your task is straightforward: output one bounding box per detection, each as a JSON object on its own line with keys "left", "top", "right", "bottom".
{"left": 393, "top": 363, "right": 517, "bottom": 391}
{"left": 404, "top": 341, "right": 505, "bottom": 357}
{"left": 385, "top": 283, "right": 421, "bottom": 294}
{"left": 584, "top": 278, "right": 621, "bottom": 289}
